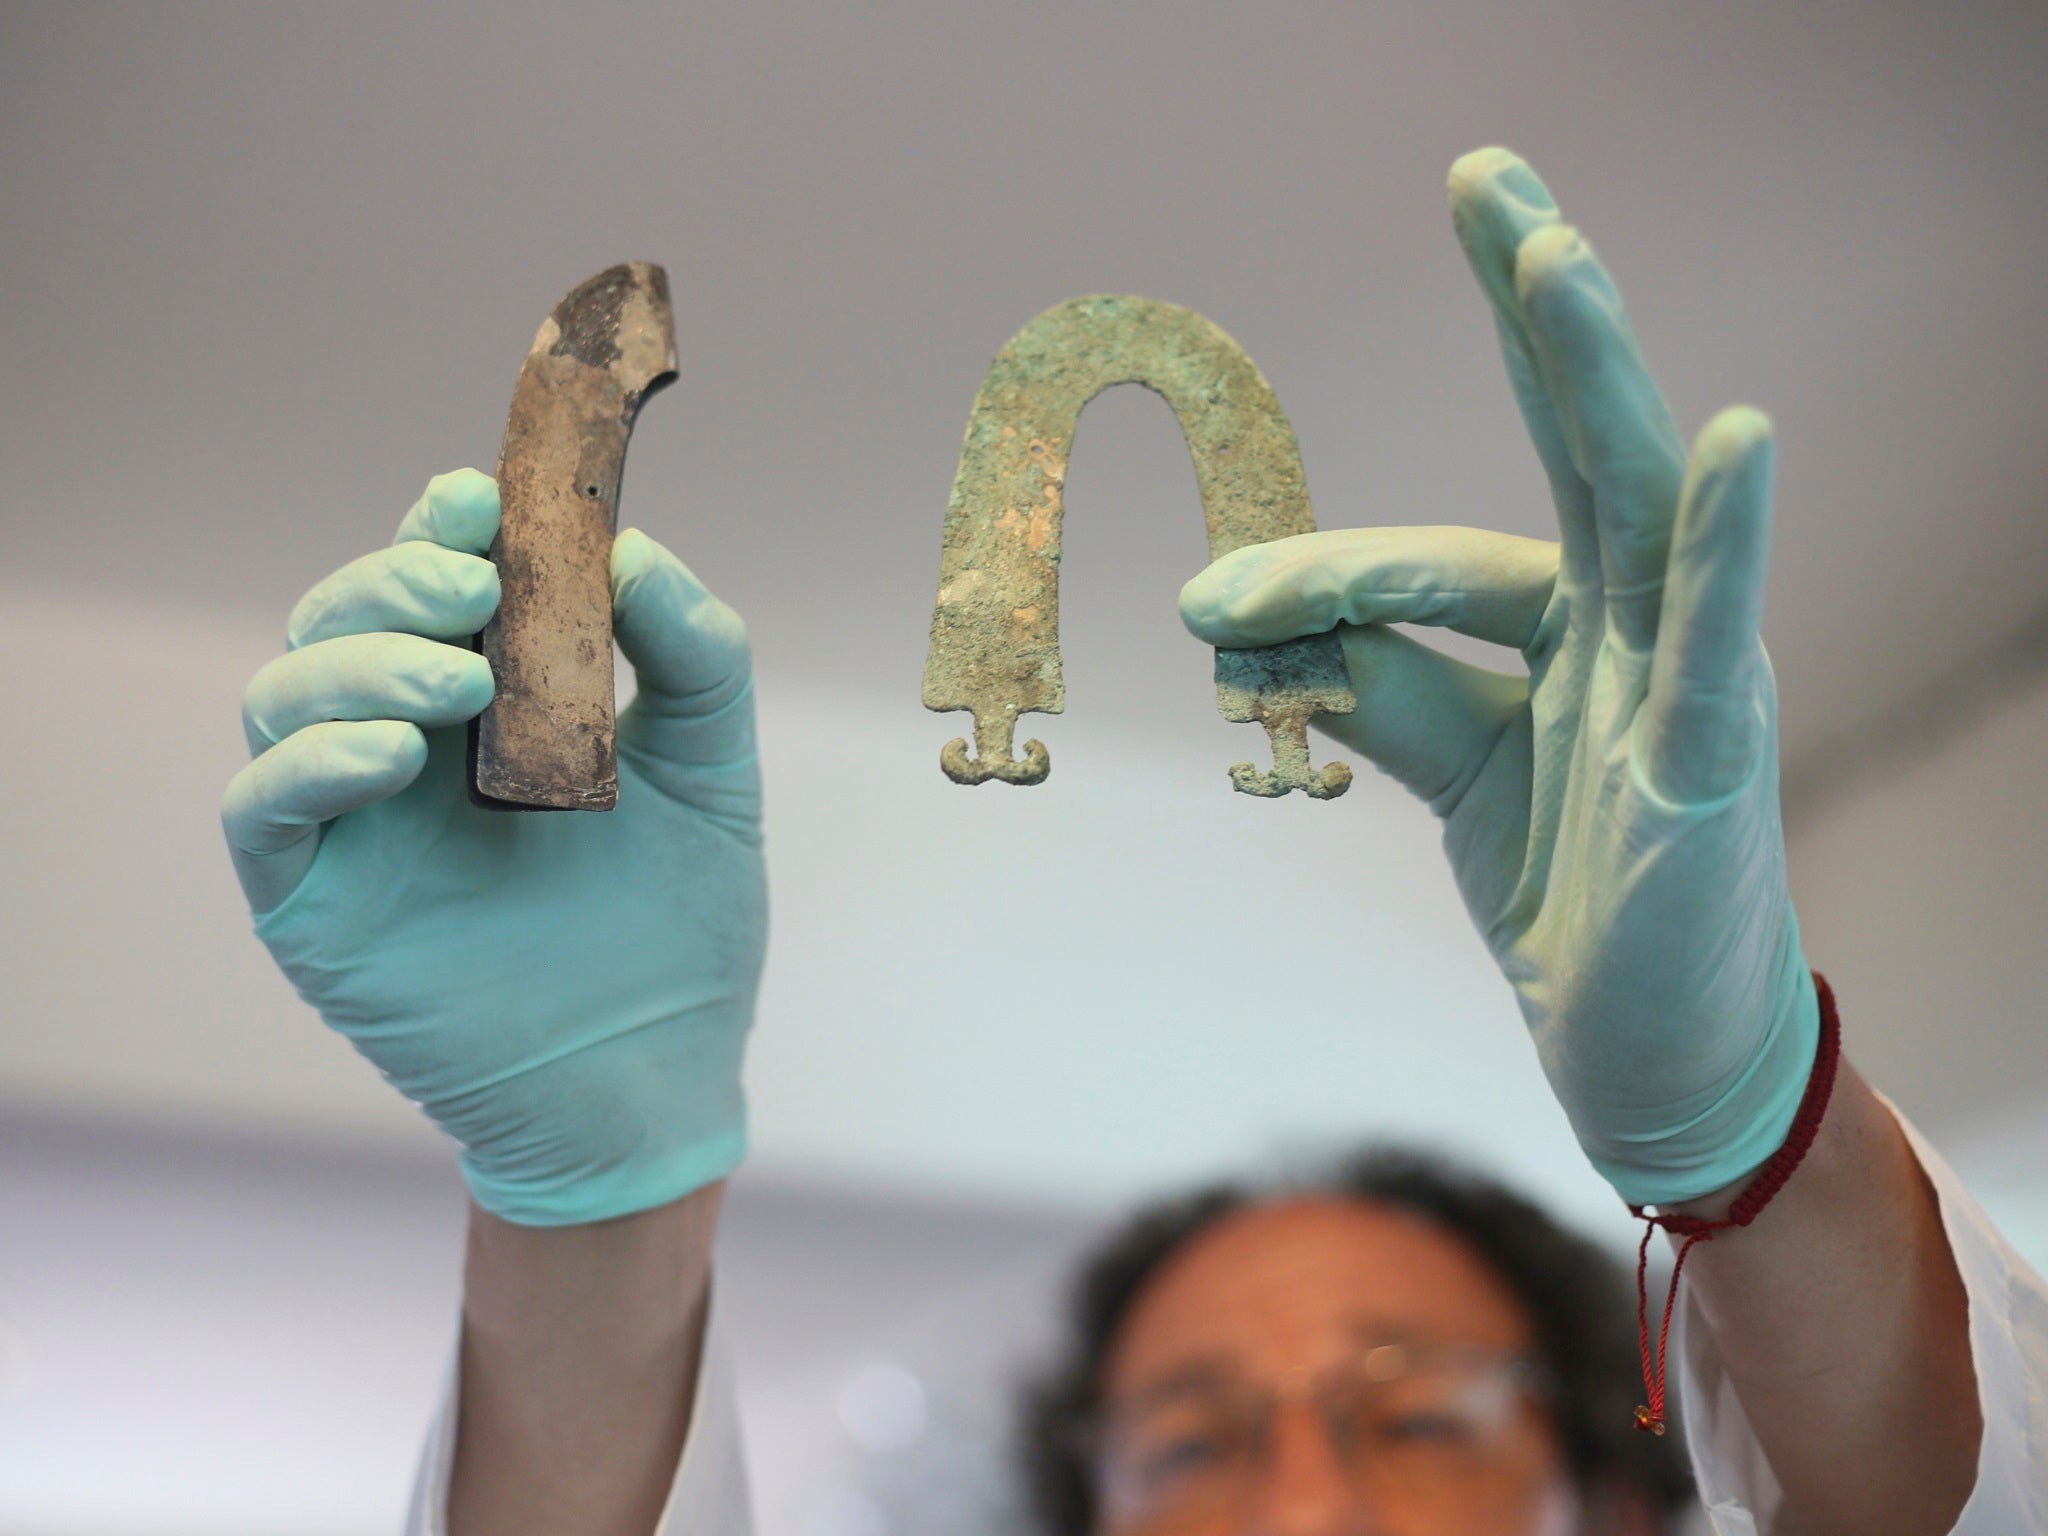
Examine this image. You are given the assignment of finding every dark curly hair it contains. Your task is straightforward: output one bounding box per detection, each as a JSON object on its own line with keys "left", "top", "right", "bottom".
{"left": 1019, "top": 1146, "right": 1694, "bottom": 1533}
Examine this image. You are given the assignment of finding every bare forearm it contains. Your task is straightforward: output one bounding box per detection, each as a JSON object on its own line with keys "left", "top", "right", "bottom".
{"left": 1672, "top": 1062, "right": 1977, "bottom": 1536}
{"left": 449, "top": 1183, "right": 724, "bottom": 1536}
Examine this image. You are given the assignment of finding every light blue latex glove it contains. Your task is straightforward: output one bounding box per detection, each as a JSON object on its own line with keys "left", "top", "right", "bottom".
{"left": 222, "top": 470, "right": 766, "bottom": 1226}
{"left": 1181, "top": 149, "right": 1818, "bottom": 1208}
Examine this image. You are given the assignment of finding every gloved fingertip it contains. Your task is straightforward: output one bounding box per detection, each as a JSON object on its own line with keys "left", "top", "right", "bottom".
{"left": 284, "top": 589, "right": 327, "bottom": 652}
{"left": 1512, "top": 223, "right": 1592, "bottom": 299}
{"left": 399, "top": 717, "right": 431, "bottom": 761}
{"left": 1448, "top": 147, "right": 1559, "bottom": 242}
{"left": 413, "top": 537, "right": 501, "bottom": 598}
{"left": 447, "top": 646, "right": 498, "bottom": 716}
{"left": 1448, "top": 145, "right": 1532, "bottom": 201}
{"left": 612, "top": 529, "right": 721, "bottom": 613}
{"left": 428, "top": 466, "right": 498, "bottom": 510}
{"left": 1178, "top": 596, "right": 1224, "bottom": 643}
{"left": 611, "top": 530, "right": 686, "bottom": 627}
{"left": 385, "top": 540, "right": 501, "bottom": 635}
{"left": 1695, "top": 404, "right": 1775, "bottom": 465}
{"left": 466, "top": 551, "right": 503, "bottom": 612}
{"left": 610, "top": 531, "right": 747, "bottom": 672}
{"left": 401, "top": 468, "right": 501, "bottom": 554}
{"left": 611, "top": 525, "right": 659, "bottom": 591}
{"left": 1177, "top": 546, "right": 1258, "bottom": 642}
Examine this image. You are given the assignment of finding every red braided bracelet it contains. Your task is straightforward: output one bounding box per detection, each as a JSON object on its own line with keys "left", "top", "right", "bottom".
{"left": 1625, "top": 972, "right": 1843, "bottom": 1434}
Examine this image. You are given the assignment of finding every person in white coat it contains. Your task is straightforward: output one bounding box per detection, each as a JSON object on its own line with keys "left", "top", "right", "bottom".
{"left": 223, "top": 148, "right": 2046, "bottom": 1535}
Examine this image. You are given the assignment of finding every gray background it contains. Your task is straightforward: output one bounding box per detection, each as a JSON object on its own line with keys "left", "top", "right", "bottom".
{"left": 3, "top": 4, "right": 2045, "bottom": 1532}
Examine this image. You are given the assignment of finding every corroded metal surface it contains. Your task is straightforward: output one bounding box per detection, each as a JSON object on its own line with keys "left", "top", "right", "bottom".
{"left": 923, "top": 295, "right": 1355, "bottom": 798}
{"left": 471, "top": 263, "right": 677, "bottom": 811}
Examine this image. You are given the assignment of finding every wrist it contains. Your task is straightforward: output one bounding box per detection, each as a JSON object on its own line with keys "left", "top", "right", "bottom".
{"left": 451, "top": 1184, "right": 723, "bottom": 1536}
{"left": 460, "top": 1121, "right": 747, "bottom": 1229}
{"left": 1580, "top": 957, "right": 1822, "bottom": 1209}
{"left": 461, "top": 1182, "right": 722, "bottom": 1347}
{"left": 454, "top": 1024, "right": 751, "bottom": 1227}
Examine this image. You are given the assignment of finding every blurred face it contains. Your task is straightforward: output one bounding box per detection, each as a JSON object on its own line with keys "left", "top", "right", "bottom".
{"left": 1092, "top": 1197, "right": 1580, "bottom": 1536}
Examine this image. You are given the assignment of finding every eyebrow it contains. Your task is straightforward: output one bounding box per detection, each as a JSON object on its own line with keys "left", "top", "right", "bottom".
{"left": 1121, "top": 1355, "right": 1244, "bottom": 1403}
{"left": 1118, "top": 1319, "right": 1442, "bottom": 1402}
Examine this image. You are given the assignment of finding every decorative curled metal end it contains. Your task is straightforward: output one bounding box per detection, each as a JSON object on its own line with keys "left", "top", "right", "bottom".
{"left": 1228, "top": 710, "right": 1355, "bottom": 798}
{"left": 940, "top": 734, "right": 1051, "bottom": 785}
{"left": 921, "top": 296, "right": 1355, "bottom": 797}
{"left": 938, "top": 709, "right": 1051, "bottom": 785}
{"left": 1229, "top": 735, "right": 1354, "bottom": 799}
{"left": 1214, "top": 637, "right": 1355, "bottom": 800}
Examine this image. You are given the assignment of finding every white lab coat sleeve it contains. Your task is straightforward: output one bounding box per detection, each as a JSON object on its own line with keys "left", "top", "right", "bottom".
{"left": 1675, "top": 1097, "right": 2048, "bottom": 1535}
{"left": 402, "top": 1284, "right": 753, "bottom": 1536}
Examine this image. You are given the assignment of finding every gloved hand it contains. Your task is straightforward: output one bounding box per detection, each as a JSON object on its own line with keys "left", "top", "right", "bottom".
{"left": 1181, "top": 149, "right": 1817, "bottom": 1208}
{"left": 222, "top": 469, "right": 766, "bottom": 1226}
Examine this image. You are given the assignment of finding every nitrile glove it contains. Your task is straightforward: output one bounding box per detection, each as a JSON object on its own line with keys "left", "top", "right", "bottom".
{"left": 1181, "top": 149, "right": 1817, "bottom": 1208}
{"left": 222, "top": 469, "right": 766, "bottom": 1226}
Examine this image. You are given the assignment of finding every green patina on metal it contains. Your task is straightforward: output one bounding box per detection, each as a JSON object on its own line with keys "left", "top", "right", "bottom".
{"left": 922, "top": 295, "right": 1356, "bottom": 798}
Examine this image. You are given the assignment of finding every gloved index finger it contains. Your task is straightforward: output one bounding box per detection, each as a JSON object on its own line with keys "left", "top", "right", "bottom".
{"left": 1181, "top": 526, "right": 1558, "bottom": 652}
{"left": 392, "top": 468, "right": 500, "bottom": 553}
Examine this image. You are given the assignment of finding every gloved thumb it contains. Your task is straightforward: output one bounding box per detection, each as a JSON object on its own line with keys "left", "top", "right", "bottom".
{"left": 611, "top": 528, "right": 760, "bottom": 780}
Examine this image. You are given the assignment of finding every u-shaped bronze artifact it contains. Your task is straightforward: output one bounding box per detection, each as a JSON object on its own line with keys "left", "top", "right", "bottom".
{"left": 922, "top": 295, "right": 1356, "bottom": 799}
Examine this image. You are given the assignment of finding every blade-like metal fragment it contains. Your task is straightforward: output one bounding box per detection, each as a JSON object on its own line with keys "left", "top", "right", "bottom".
{"left": 471, "top": 262, "right": 677, "bottom": 811}
{"left": 922, "top": 295, "right": 1355, "bottom": 799}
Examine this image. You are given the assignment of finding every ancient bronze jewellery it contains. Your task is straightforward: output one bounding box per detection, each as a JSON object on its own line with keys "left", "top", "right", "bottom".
{"left": 923, "top": 295, "right": 1355, "bottom": 798}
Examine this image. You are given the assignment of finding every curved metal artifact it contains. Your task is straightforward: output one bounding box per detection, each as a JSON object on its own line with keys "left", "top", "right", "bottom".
{"left": 923, "top": 295, "right": 1356, "bottom": 798}
{"left": 471, "top": 262, "right": 677, "bottom": 811}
